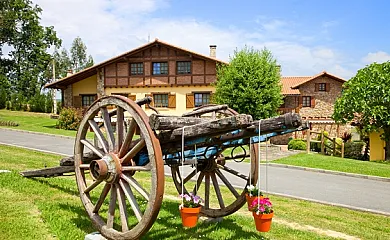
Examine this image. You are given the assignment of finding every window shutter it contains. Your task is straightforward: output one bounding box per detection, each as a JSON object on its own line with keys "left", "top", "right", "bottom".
{"left": 311, "top": 96, "right": 316, "bottom": 108}
{"left": 298, "top": 96, "right": 303, "bottom": 108}
{"left": 128, "top": 94, "right": 136, "bottom": 101}
{"left": 73, "top": 96, "right": 82, "bottom": 108}
{"left": 326, "top": 83, "right": 330, "bottom": 92}
{"left": 168, "top": 94, "right": 176, "bottom": 108}
{"left": 315, "top": 83, "right": 319, "bottom": 92}
{"left": 145, "top": 94, "right": 153, "bottom": 108}
{"left": 186, "top": 93, "right": 194, "bottom": 108}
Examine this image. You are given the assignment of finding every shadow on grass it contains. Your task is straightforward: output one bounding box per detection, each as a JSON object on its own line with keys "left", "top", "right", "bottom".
{"left": 142, "top": 200, "right": 267, "bottom": 240}
{"left": 31, "top": 178, "right": 80, "bottom": 196}
{"left": 43, "top": 125, "right": 59, "bottom": 129}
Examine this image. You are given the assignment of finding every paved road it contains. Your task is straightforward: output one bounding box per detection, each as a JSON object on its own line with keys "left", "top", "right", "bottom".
{"left": 1, "top": 128, "right": 389, "bottom": 215}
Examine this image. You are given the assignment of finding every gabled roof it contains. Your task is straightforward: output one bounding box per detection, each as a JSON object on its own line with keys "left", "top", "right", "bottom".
{"left": 281, "top": 71, "right": 346, "bottom": 95}
{"left": 46, "top": 39, "right": 227, "bottom": 89}
{"left": 291, "top": 71, "right": 346, "bottom": 89}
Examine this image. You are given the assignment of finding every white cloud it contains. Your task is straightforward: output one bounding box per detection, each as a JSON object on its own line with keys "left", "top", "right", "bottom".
{"left": 362, "top": 51, "right": 390, "bottom": 64}
{"left": 32, "top": 0, "right": 357, "bottom": 79}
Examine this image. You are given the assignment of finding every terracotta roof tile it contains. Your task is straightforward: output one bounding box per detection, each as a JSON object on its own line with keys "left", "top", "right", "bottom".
{"left": 281, "top": 76, "right": 310, "bottom": 95}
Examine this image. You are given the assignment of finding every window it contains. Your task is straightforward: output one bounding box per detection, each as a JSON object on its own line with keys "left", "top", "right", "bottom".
{"left": 194, "top": 93, "right": 210, "bottom": 107}
{"left": 177, "top": 61, "right": 191, "bottom": 74}
{"left": 82, "top": 95, "right": 96, "bottom": 107}
{"left": 153, "top": 94, "right": 168, "bottom": 107}
{"left": 130, "top": 63, "right": 143, "bottom": 75}
{"left": 152, "top": 62, "right": 168, "bottom": 75}
{"left": 319, "top": 83, "right": 326, "bottom": 91}
{"left": 302, "top": 96, "right": 311, "bottom": 107}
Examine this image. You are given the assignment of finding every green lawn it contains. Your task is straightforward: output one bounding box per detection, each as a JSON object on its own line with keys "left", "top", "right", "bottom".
{"left": 0, "top": 144, "right": 389, "bottom": 239}
{"left": 273, "top": 153, "right": 390, "bottom": 178}
{"left": 0, "top": 109, "right": 78, "bottom": 137}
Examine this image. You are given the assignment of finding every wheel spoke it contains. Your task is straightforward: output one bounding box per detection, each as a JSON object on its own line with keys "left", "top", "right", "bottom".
{"left": 101, "top": 107, "right": 116, "bottom": 152}
{"left": 183, "top": 169, "right": 197, "bottom": 184}
{"left": 107, "top": 184, "right": 117, "bottom": 228}
{"left": 121, "top": 164, "right": 151, "bottom": 172}
{"left": 119, "top": 118, "right": 137, "bottom": 158}
{"left": 81, "top": 139, "right": 104, "bottom": 158}
{"left": 93, "top": 183, "right": 111, "bottom": 213}
{"left": 215, "top": 169, "right": 240, "bottom": 198}
{"left": 84, "top": 179, "right": 103, "bottom": 193}
{"left": 211, "top": 172, "right": 225, "bottom": 208}
{"left": 122, "top": 174, "right": 150, "bottom": 200}
{"left": 117, "top": 184, "right": 129, "bottom": 232}
{"left": 116, "top": 107, "right": 125, "bottom": 152}
{"left": 192, "top": 172, "right": 204, "bottom": 195}
{"left": 204, "top": 173, "right": 210, "bottom": 209}
{"left": 218, "top": 164, "right": 249, "bottom": 181}
{"left": 88, "top": 120, "right": 109, "bottom": 153}
{"left": 121, "top": 139, "right": 146, "bottom": 164}
{"left": 119, "top": 179, "right": 143, "bottom": 222}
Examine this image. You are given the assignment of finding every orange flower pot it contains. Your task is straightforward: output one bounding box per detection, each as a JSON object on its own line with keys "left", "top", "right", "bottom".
{"left": 252, "top": 211, "right": 274, "bottom": 232}
{"left": 180, "top": 207, "right": 201, "bottom": 228}
{"left": 245, "top": 194, "right": 263, "bottom": 211}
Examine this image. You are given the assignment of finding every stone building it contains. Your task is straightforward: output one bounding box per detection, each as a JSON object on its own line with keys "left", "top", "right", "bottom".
{"left": 273, "top": 72, "right": 347, "bottom": 144}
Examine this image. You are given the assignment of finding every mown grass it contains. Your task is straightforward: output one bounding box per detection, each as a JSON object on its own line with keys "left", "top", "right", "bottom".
{"left": 273, "top": 153, "right": 390, "bottom": 178}
{"left": 0, "top": 145, "right": 389, "bottom": 240}
{"left": 0, "top": 109, "right": 78, "bottom": 137}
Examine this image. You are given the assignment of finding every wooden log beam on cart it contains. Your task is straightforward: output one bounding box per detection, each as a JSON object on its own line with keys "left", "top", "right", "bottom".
{"left": 160, "top": 113, "right": 303, "bottom": 150}
{"left": 248, "top": 112, "right": 302, "bottom": 132}
{"left": 157, "top": 114, "right": 253, "bottom": 143}
{"left": 182, "top": 104, "right": 228, "bottom": 117}
{"left": 149, "top": 114, "right": 209, "bottom": 130}
{"left": 20, "top": 166, "right": 75, "bottom": 178}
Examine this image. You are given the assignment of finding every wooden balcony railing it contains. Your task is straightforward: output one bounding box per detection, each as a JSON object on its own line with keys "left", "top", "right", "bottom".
{"left": 278, "top": 107, "right": 300, "bottom": 114}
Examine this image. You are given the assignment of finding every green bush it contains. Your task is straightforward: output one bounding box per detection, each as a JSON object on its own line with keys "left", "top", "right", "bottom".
{"left": 29, "top": 92, "right": 53, "bottom": 113}
{"left": 57, "top": 107, "right": 83, "bottom": 130}
{"left": 344, "top": 141, "right": 365, "bottom": 160}
{"left": 288, "top": 139, "right": 306, "bottom": 150}
{"left": 0, "top": 88, "right": 6, "bottom": 109}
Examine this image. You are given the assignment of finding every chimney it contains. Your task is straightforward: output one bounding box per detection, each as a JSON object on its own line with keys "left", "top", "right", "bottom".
{"left": 209, "top": 45, "right": 217, "bottom": 58}
{"left": 66, "top": 69, "right": 73, "bottom": 77}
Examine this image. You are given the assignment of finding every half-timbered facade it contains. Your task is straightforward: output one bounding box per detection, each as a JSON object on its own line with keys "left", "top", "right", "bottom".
{"left": 46, "top": 39, "right": 225, "bottom": 116}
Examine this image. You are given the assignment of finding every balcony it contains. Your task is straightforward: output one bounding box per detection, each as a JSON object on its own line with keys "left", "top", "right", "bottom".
{"left": 278, "top": 107, "right": 300, "bottom": 115}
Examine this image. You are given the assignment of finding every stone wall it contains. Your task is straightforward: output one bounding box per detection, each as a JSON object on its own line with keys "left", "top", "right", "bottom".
{"left": 97, "top": 68, "right": 105, "bottom": 98}
{"left": 64, "top": 85, "right": 72, "bottom": 107}
{"left": 298, "top": 76, "right": 343, "bottom": 118}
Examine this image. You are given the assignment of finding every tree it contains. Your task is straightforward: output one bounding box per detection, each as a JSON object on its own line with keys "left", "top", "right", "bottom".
{"left": 0, "top": 0, "right": 61, "bottom": 99}
{"left": 70, "top": 36, "right": 94, "bottom": 73}
{"left": 333, "top": 61, "right": 390, "bottom": 161}
{"left": 213, "top": 46, "right": 283, "bottom": 120}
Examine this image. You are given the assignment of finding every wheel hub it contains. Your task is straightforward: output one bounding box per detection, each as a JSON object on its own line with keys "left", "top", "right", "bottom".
{"left": 90, "top": 154, "right": 120, "bottom": 183}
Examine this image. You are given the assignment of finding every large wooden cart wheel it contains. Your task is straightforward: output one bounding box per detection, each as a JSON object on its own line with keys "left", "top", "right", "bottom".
{"left": 171, "top": 105, "right": 259, "bottom": 218}
{"left": 74, "top": 96, "right": 164, "bottom": 240}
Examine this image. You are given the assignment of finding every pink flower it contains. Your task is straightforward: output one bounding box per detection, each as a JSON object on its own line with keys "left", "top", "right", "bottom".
{"left": 260, "top": 206, "right": 265, "bottom": 212}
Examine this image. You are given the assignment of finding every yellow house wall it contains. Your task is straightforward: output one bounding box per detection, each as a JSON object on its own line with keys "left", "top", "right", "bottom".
{"left": 369, "top": 131, "right": 385, "bottom": 161}
{"left": 105, "top": 86, "right": 215, "bottom": 116}
{"left": 72, "top": 74, "right": 98, "bottom": 96}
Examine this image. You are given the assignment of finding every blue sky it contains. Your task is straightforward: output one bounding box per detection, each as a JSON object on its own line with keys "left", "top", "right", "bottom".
{"left": 34, "top": 0, "right": 390, "bottom": 79}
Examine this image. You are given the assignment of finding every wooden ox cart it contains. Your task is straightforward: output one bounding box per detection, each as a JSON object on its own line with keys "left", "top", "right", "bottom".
{"left": 21, "top": 96, "right": 307, "bottom": 240}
